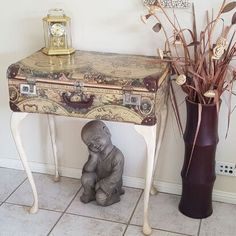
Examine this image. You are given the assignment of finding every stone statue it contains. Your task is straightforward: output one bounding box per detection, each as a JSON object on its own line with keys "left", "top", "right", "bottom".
{"left": 80, "top": 120, "right": 125, "bottom": 206}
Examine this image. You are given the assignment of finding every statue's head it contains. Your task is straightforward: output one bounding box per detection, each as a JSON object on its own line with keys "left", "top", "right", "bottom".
{"left": 81, "top": 120, "right": 112, "bottom": 153}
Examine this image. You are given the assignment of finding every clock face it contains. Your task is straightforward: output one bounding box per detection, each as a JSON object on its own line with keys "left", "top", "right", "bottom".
{"left": 50, "top": 23, "right": 65, "bottom": 37}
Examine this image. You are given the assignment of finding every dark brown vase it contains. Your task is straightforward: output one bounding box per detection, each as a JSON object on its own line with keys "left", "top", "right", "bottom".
{"left": 179, "top": 98, "right": 219, "bottom": 219}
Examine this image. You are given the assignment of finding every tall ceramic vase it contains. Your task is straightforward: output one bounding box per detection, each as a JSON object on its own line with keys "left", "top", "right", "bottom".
{"left": 179, "top": 98, "right": 219, "bottom": 219}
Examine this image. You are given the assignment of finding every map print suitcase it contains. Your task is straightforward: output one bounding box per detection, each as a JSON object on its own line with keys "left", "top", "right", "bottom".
{"left": 7, "top": 50, "right": 169, "bottom": 126}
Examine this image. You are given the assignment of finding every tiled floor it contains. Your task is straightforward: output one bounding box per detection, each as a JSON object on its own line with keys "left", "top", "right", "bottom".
{"left": 0, "top": 167, "right": 236, "bottom": 236}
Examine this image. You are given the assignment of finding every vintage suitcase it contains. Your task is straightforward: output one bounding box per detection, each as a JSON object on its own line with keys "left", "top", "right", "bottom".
{"left": 7, "top": 50, "right": 169, "bottom": 126}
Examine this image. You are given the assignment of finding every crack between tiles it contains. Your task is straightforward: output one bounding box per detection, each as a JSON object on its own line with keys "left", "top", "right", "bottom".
{"left": 158, "top": 191, "right": 181, "bottom": 198}
{"left": 151, "top": 228, "right": 192, "bottom": 236}
{"left": 0, "top": 178, "right": 198, "bottom": 236}
{"left": 65, "top": 212, "right": 127, "bottom": 226}
{"left": 46, "top": 186, "right": 143, "bottom": 235}
{"left": 129, "top": 222, "right": 192, "bottom": 236}
{"left": 125, "top": 190, "right": 194, "bottom": 236}
{"left": 122, "top": 189, "right": 144, "bottom": 236}
{"left": 123, "top": 186, "right": 143, "bottom": 191}
{"left": 46, "top": 185, "right": 83, "bottom": 236}
{"left": 2, "top": 201, "right": 64, "bottom": 213}
{"left": 197, "top": 219, "right": 202, "bottom": 236}
{"left": 3, "top": 177, "right": 28, "bottom": 203}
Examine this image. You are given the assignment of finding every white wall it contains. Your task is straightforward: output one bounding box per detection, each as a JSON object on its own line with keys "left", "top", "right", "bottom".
{"left": 1, "top": 0, "right": 236, "bottom": 200}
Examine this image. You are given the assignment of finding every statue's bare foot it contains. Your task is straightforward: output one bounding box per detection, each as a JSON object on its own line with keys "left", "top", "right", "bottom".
{"left": 120, "top": 188, "right": 125, "bottom": 195}
{"left": 104, "top": 193, "right": 121, "bottom": 206}
{"left": 80, "top": 193, "right": 96, "bottom": 203}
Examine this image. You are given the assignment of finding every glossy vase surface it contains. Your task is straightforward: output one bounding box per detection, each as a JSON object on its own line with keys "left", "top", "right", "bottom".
{"left": 179, "top": 98, "right": 219, "bottom": 219}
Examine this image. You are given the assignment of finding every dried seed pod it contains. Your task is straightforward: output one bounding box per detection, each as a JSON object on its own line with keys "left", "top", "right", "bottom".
{"left": 212, "top": 45, "right": 225, "bottom": 60}
{"left": 148, "top": 5, "right": 160, "bottom": 15}
{"left": 216, "top": 37, "right": 227, "bottom": 48}
{"left": 204, "top": 90, "right": 216, "bottom": 98}
{"left": 176, "top": 74, "right": 186, "bottom": 85}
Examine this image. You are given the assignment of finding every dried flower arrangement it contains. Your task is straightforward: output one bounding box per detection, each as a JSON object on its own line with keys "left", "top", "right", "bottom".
{"left": 142, "top": 0, "right": 236, "bottom": 133}
{"left": 141, "top": 1, "right": 236, "bottom": 218}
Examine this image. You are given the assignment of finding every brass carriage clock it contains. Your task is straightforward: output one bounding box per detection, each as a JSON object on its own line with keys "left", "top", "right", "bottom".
{"left": 42, "top": 9, "right": 75, "bottom": 55}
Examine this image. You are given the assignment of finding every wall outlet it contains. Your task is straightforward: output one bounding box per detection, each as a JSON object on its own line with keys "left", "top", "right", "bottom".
{"left": 215, "top": 161, "right": 236, "bottom": 176}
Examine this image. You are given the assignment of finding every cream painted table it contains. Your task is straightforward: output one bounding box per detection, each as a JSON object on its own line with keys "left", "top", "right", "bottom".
{"left": 8, "top": 50, "right": 169, "bottom": 235}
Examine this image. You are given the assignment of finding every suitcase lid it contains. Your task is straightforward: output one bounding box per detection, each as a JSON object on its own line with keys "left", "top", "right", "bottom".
{"left": 7, "top": 50, "right": 169, "bottom": 92}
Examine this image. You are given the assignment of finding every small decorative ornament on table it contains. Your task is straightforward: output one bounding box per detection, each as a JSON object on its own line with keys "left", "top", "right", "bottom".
{"left": 42, "top": 8, "right": 75, "bottom": 55}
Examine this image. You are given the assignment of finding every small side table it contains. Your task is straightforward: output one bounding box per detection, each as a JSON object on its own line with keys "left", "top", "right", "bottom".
{"left": 8, "top": 50, "right": 169, "bottom": 235}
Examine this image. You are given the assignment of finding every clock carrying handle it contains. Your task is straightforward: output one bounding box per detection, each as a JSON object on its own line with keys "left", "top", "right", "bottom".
{"left": 62, "top": 92, "right": 95, "bottom": 109}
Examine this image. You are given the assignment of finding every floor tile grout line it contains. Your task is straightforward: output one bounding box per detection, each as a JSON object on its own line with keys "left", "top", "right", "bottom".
{"left": 64, "top": 187, "right": 144, "bottom": 225}
{"left": 65, "top": 212, "right": 128, "bottom": 226}
{"left": 128, "top": 222, "right": 192, "bottom": 236}
{"left": 122, "top": 190, "right": 192, "bottom": 236}
{"left": 197, "top": 219, "right": 202, "bottom": 236}
{"left": 123, "top": 185, "right": 143, "bottom": 191}
{"left": 158, "top": 191, "right": 181, "bottom": 198}
{"left": 122, "top": 189, "right": 144, "bottom": 236}
{"left": 0, "top": 170, "right": 201, "bottom": 236}
{"left": 4, "top": 173, "right": 82, "bottom": 211}
{"left": 3, "top": 202, "right": 64, "bottom": 214}
{"left": 3, "top": 177, "right": 28, "bottom": 203}
{"left": 1, "top": 183, "right": 197, "bottom": 236}
{"left": 2, "top": 175, "right": 143, "bottom": 229}
{"left": 47, "top": 185, "right": 83, "bottom": 236}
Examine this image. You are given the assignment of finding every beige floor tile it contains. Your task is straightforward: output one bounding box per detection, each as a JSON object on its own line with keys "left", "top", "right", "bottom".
{"left": 67, "top": 187, "right": 142, "bottom": 223}
{"left": 200, "top": 201, "right": 236, "bottom": 236}
{"left": 0, "top": 168, "right": 26, "bottom": 201}
{"left": 125, "top": 225, "right": 186, "bottom": 236}
{"left": 0, "top": 203, "right": 61, "bottom": 236}
{"left": 131, "top": 193, "right": 200, "bottom": 236}
{"left": 50, "top": 213, "right": 126, "bottom": 236}
{"left": 6, "top": 173, "right": 81, "bottom": 211}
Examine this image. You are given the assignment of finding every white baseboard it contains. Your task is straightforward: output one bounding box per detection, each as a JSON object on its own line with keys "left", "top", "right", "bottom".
{"left": 0, "top": 158, "right": 236, "bottom": 204}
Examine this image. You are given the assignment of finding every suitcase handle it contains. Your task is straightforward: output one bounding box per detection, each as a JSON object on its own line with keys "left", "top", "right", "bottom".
{"left": 62, "top": 92, "right": 95, "bottom": 109}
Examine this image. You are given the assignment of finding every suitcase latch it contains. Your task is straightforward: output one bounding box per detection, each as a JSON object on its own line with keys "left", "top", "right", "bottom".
{"left": 122, "top": 86, "right": 141, "bottom": 106}
{"left": 20, "top": 78, "right": 36, "bottom": 95}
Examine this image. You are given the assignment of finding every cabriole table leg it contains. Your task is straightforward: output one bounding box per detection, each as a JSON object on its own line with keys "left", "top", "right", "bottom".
{"left": 10, "top": 112, "right": 39, "bottom": 214}
{"left": 47, "top": 115, "right": 60, "bottom": 182}
{"left": 134, "top": 124, "right": 157, "bottom": 236}
{"left": 150, "top": 104, "right": 168, "bottom": 196}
